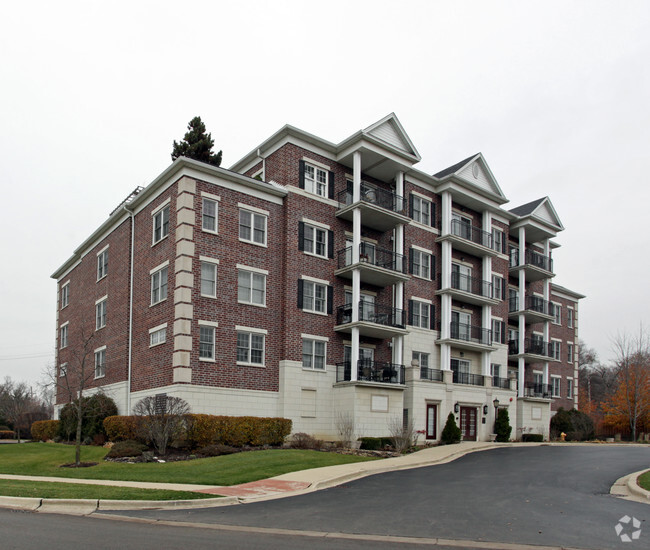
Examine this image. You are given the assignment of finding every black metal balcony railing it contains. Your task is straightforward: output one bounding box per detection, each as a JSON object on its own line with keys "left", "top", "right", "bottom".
{"left": 450, "top": 272, "right": 493, "bottom": 298}
{"left": 492, "top": 377, "right": 511, "bottom": 390}
{"left": 524, "top": 382, "right": 553, "bottom": 398}
{"left": 338, "top": 182, "right": 407, "bottom": 215}
{"left": 508, "top": 295, "right": 552, "bottom": 315}
{"left": 336, "top": 303, "right": 406, "bottom": 328}
{"left": 450, "top": 219, "right": 493, "bottom": 249}
{"left": 336, "top": 360, "right": 405, "bottom": 384}
{"left": 448, "top": 321, "right": 492, "bottom": 346}
{"left": 420, "top": 367, "right": 444, "bottom": 382}
{"left": 453, "top": 371, "right": 485, "bottom": 386}
{"left": 337, "top": 244, "right": 406, "bottom": 273}
{"left": 509, "top": 249, "right": 554, "bottom": 272}
{"left": 508, "top": 338, "right": 554, "bottom": 358}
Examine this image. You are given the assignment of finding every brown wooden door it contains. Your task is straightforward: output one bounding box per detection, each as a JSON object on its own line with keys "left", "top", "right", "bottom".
{"left": 426, "top": 404, "right": 437, "bottom": 440}
{"left": 460, "top": 407, "right": 477, "bottom": 441}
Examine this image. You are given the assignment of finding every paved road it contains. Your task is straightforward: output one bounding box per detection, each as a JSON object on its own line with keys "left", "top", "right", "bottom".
{"left": 103, "top": 445, "right": 650, "bottom": 549}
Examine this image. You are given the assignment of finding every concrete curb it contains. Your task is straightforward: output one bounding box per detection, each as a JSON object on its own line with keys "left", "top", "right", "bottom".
{"left": 0, "top": 496, "right": 41, "bottom": 511}
{"left": 626, "top": 469, "right": 650, "bottom": 500}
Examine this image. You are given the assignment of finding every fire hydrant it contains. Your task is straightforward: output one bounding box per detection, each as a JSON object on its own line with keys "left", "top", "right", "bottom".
{"left": 560, "top": 432, "right": 566, "bottom": 441}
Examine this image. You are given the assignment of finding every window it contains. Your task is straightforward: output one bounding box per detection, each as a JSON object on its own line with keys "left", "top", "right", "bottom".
{"left": 567, "top": 378, "right": 573, "bottom": 399}
{"left": 491, "top": 363, "right": 501, "bottom": 378}
{"left": 149, "top": 325, "right": 166, "bottom": 347}
{"left": 202, "top": 198, "right": 218, "bottom": 233}
{"left": 94, "top": 347, "right": 106, "bottom": 379}
{"left": 59, "top": 363, "right": 67, "bottom": 378}
{"left": 302, "top": 339, "right": 326, "bottom": 370}
{"left": 533, "top": 372, "right": 543, "bottom": 386}
{"left": 97, "top": 249, "right": 108, "bottom": 280}
{"left": 567, "top": 308, "right": 574, "bottom": 328}
{"left": 411, "top": 195, "right": 432, "bottom": 226}
{"left": 491, "top": 319, "right": 503, "bottom": 344}
{"left": 200, "top": 261, "right": 217, "bottom": 297}
{"left": 492, "top": 228, "right": 504, "bottom": 253}
{"left": 237, "top": 331, "right": 265, "bottom": 365}
{"left": 302, "top": 281, "right": 327, "bottom": 313}
{"left": 95, "top": 298, "right": 107, "bottom": 330}
{"left": 552, "top": 303, "right": 562, "bottom": 325}
{"left": 410, "top": 248, "right": 432, "bottom": 279}
{"left": 412, "top": 351, "right": 429, "bottom": 369}
{"left": 153, "top": 205, "right": 170, "bottom": 244}
{"left": 551, "top": 377, "right": 561, "bottom": 398}
{"left": 452, "top": 263, "right": 472, "bottom": 292}
{"left": 238, "top": 270, "right": 266, "bottom": 306}
{"left": 60, "top": 324, "right": 68, "bottom": 349}
{"left": 491, "top": 275, "right": 504, "bottom": 300}
{"left": 552, "top": 341, "right": 561, "bottom": 361}
{"left": 452, "top": 310, "right": 472, "bottom": 341}
{"left": 409, "top": 300, "right": 432, "bottom": 329}
{"left": 239, "top": 209, "right": 267, "bottom": 245}
{"left": 151, "top": 266, "right": 168, "bottom": 305}
{"left": 567, "top": 343, "right": 574, "bottom": 363}
{"left": 60, "top": 283, "right": 69, "bottom": 309}
{"left": 299, "top": 222, "right": 331, "bottom": 258}
{"left": 303, "top": 163, "right": 328, "bottom": 197}
{"left": 199, "top": 326, "right": 215, "bottom": 360}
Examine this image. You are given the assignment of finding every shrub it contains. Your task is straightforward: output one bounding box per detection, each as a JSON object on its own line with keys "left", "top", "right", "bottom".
{"left": 31, "top": 420, "right": 59, "bottom": 442}
{"left": 197, "top": 444, "right": 239, "bottom": 457}
{"left": 359, "top": 437, "right": 381, "bottom": 450}
{"left": 186, "top": 415, "right": 292, "bottom": 448}
{"left": 133, "top": 396, "right": 191, "bottom": 455}
{"left": 290, "top": 432, "right": 321, "bottom": 449}
{"left": 522, "top": 433, "right": 544, "bottom": 442}
{"left": 441, "top": 412, "right": 461, "bottom": 444}
{"left": 0, "top": 430, "right": 15, "bottom": 439}
{"left": 57, "top": 393, "right": 118, "bottom": 442}
{"left": 550, "top": 408, "right": 595, "bottom": 441}
{"left": 388, "top": 415, "right": 415, "bottom": 453}
{"left": 106, "top": 440, "right": 148, "bottom": 459}
{"left": 103, "top": 415, "right": 139, "bottom": 442}
{"left": 495, "top": 408, "right": 512, "bottom": 442}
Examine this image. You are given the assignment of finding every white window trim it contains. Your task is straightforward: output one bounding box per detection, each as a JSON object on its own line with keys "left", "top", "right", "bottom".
{"left": 59, "top": 363, "right": 67, "bottom": 378}
{"left": 199, "top": 320, "right": 219, "bottom": 328}
{"left": 411, "top": 248, "right": 432, "bottom": 281}
{"left": 95, "top": 297, "right": 107, "bottom": 330}
{"left": 301, "top": 333, "right": 330, "bottom": 342}
{"left": 201, "top": 191, "right": 221, "bottom": 201}
{"left": 198, "top": 322, "right": 217, "bottom": 362}
{"left": 200, "top": 259, "right": 218, "bottom": 298}
{"left": 151, "top": 198, "right": 171, "bottom": 215}
{"left": 301, "top": 217, "right": 331, "bottom": 230}
{"left": 411, "top": 244, "right": 433, "bottom": 255}
{"left": 301, "top": 156, "right": 331, "bottom": 171}
{"left": 149, "top": 260, "right": 170, "bottom": 274}
{"left": 96, "top": 247, "right": 109, "bottom": 281}
{"left": 235, "top": 325, "right": 268, "bottom": 334}
{"left": 237, "top": 268, "right": 267, "bottom": 307}
{"left": 148, "top": 323, "right": 168, "bottom": 348}
{"left": 238, "top": 207, "right": 268, "bottom": 247}
{"left": 452, "top": 209, "right": 474, "bottom": 220}
{"left": 150, "top": 265, "right": 169, "bottom": 306}
{"left": 151, "top": 201, "right": 171, "bottom": 245}
{"left": 201, "top": 196, "right": 219, "bottom": 235}
{"left": 60, "top": 322, "right": 69, "bottom": 349}
{"left": 300, "top": 274, "right": 330, "bottom": 286}
{"left": 410, "top": 295, "right": 433, "bottom": 305}
{"left": 60, "top": 281, "right": 70, "bottom": 309}
{"left": 550, "top": 375, "right": 561, "bottom": 397}
{"left": 552, "top": 302, "right": 562, "bottom": 325}
{"left": 237, "top": 202, "right": 269, "bottom": 217}
{"left": 96, "top": 244, "right": 109, "bottom": 256}
{"left": 236, "top": 264, "right": 268, "bottom": 275}
{"left": 410, "top": 299, "right": 432, "bottom": 329}
{"left": 302, "top": 223, "right": 329, "bottom": 259}
{"left": 301, "top": 279, "right": 329, "bottom": 315}
{"left": 302, "top": 337, "right": 327, "bottom": 371}
{"left": 94, "top": 345, "right": 107, "bottom": 379}
{"left": 236, "top": 329, "right": 266, "bottom": 368}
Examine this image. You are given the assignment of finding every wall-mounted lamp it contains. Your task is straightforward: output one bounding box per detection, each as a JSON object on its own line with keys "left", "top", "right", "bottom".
{"left": 483, "top": 405, "right": 489, "bottom": 415}
{"left": 454, "top": 402, "right": 460, "bottom": 414}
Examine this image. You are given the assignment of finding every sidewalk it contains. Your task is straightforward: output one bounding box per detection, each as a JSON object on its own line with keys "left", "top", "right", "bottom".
{"left": 0, "top": 441, "right": 501, "bottom": 513}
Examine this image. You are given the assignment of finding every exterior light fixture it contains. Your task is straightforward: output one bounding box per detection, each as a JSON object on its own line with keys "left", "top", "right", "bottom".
{"left": 454, "top": 402, "right": 459, "bottom": 413}
{"left": 483, "top": 405, "right": 488, "bottom": 415}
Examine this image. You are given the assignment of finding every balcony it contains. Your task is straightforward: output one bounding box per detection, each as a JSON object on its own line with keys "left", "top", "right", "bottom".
{"left": 509, "top": 249, "right": 554, "bottom": 282}
{"left": 336, "top": 360, "right": 405, "bottom": 385}
{"left": 335, "top": 244, "right": 409, "bottom": 287}
{"left": 437, "top": 219, "right": 500, "bottom": 257}
{"left": 453, "top": 371, "right": 485, "bottom": 386}
{"left": 420, "top": 367, "right": 444, "bottom": 382}
{"left": 437, "top": 272, "right": 501, "bottom": 306}
{"left": 492, "top": 377, "right": 512, "bottom": 390}
{"left": 335, "top": 302, "right": 408, "bottom": 339}
{"left": 508, "top": 295, "right": 555, "bottom": 324}
{"left": 524, "top": 382, "right": 553, "bottom": 399}
{"left": 336, "top": 183, "right": 410, "bottom": 232}
{"left": 508, "top": 338, "right": 559, "bottom": 361}
{"left": 437, "top": 322, "right": 494, "bottom": 352}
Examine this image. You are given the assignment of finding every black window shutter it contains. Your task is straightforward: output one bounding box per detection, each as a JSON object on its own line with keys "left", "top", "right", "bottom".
{"left": 409, "top": 194, "right": 414, "bottom": 219}
{"left": 430, "top": 255, "right": 436, "bottom": 280}
{"left": 328, "top": 171, "right": 335, "bottom": 199}
{"left": 409, "top": 248, "right": 414, "bottom": 274}
{"left": 501, "top": 321, "right": 506, "bottom": 344}
{"left": 430, "top": 305, "right": 436, "bottom": 330}
{"left": 299, "top": 160, "right": 305, "bottom": 189}
{"left": 298, "top": 222, "right": 305, "bottom": 251}
{"left": 327, "top": 230, "right": 334, "bottom": 259}
{"left": 501, "top": 278, "right": 506, "bottom": 300}
{"left": 408, "top": 299, "right": 414, "bottom": 325}
{"left": 327, "top": 285, "right": 333, "bottom": 314}
{"left": 431, "top": 203, "right": 436, "bottom": 227}
{"left": 297, "top": 279, "right": 304, "bottom": 309}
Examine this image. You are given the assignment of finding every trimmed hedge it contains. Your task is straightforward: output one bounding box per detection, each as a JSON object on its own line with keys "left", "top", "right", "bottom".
{"left": 522, "top": 433, "right": 544, "bottom": 442}
{"left": 0, "top": 430, "right": 15, "bottom": 439}
{"left": 103, "top": 414, "right": 292, "bottom": 448}
{"left": 358, "top": 437, "right": 392, "bottom": 450}
{"left": 31, "top": 420, "right": 59, "bottom": 442}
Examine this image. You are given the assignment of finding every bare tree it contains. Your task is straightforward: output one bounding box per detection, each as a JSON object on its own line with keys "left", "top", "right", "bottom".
{"left": 335, "top": 411, "right": 355, "bottom": 448}
{"left": 388, "top": 415, "right": 415, "bottom": 454}
{"left": 0, "top": 378, "right": 38, "bottom": 442}
{"left": 133, "top": 395, "right": 190, "bottom": 455}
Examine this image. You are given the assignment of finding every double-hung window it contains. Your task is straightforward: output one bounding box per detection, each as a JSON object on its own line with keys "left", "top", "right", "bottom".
{"left": 302, "top": 338, "right": 326, "bottom": 370}
{"left": 239, "top": 208, "right": 267, "bottom": 245}
{"left": 60, "top": 282, "right": 69, "bottom": 309}
{"left": 199, "top": 325, "right": 216, "bottom": 360}
{"left": 152, "top": 205, "right": 170, "bottom": 244}
{"left": 567, "top": 343, "right": 574, "bottom": 363}
{"left": 238, "top": 269, "right": 266, "bottom": 306}
{"left": 96, "top": 297, "right": 107, "bottom": 330}
{"left": 202, "top": 197, "right": 218, "bottom": 233}
{"left": 149, "top": 325, "right": 167, "bottom": 347}
{"left": 411, "top": 195, "right": 432, "bottom": 226}
{"left": 567, "top": 308, "right": 574, "bottom": 328}
{"left": 551, "top": 377, "right": 561, "bottom": 398}
{"left": 94, "top": 347, "right": 106, "bottom": 379}
{"left": 303, "top": 224, "right": 327, "bottom": 257}
{"left": 237, "top": 330, "right": 265, "bottom": 366}
{"left": 412, "top": 351, "right": 429, "bottom": 369}
{"left": 200, "top": 260, "right": 218, "bottom": 298}
{"left": 151, "top": 265, "right": 168, "bottom": 305}
{"left": 410, "top": 248, "right": 432, "bottom": 280}
{"left": 304, "top": 163, "right": 328, "bottom": 197}
{"left": 567, "top": 379, "right": 573, "bottom": 399}
{"left": 552, "top": 303, "right": 562, "bottom": 325}
{"left": 492, "top": 228, "right": 504, "bottom": 253}
{"left": 552, "top": 340, "right": 561, "bottom": 361}
{"left": 302, "top": 281, "right": 327, "bottom": 314}
{"left": 409, "top": 300, "right": 431, "bottom": 329}
{"left": 97, "top": 248, "right": 108, "bottom": 280}
{"left": 491, "top": 319, "right": 503, "bottom": 344}
{"left": 60, "top": 323, "right": 68, "bottom": 349}
{"left": 492, "top": 275, "right": 504, "bottom": 300}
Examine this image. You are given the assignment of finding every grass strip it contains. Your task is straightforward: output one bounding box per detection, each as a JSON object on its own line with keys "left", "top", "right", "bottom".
{"left": 638, "top": 470, "right": 650, "bottom": 491}
{"left": 0, "top": 443, "right": 377, "bottom": 486}
{"left": 0, "top": 479, "right": 216, "bottom": 500}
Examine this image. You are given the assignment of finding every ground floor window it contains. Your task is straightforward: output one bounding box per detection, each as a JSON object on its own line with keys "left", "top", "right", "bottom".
{"left": 426, "top": 404, "right": 437, "bottom": 440}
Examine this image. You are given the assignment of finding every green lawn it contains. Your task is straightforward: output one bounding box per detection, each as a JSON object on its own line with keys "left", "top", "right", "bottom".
{"left": 0, "top": 443, "right": 375, "bottom": 486}
{"left": 0, "top": 479, "right": 214, "bottom": 500}
{"left": 638, "top": 470, "right": 650, "bottom": 491}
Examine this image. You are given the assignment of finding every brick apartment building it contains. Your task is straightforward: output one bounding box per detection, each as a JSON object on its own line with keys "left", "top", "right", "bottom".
{"left": 52, "top": 114, "right": 583, "bottom": 441}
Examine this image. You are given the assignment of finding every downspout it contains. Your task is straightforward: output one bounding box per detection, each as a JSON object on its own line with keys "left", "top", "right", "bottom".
{"left": 123, "top": 205, "right": 135, "bottom": 413}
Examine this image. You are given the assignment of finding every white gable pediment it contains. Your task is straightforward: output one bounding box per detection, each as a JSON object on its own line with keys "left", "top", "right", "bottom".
{"left": 363, "top": 113, "right": 420, "bottom": 160}
{"left": 532, "top": 198, "right": 564, "bottom": 229}
{"left": 455, "top": 155, "right": 506, "bottom": 199}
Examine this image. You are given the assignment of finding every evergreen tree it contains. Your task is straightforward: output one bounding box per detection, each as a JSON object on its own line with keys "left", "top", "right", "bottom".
{"left": 441, "top": 412, "right": 461, "bottom": 444}
{"left": 495, "top": 408, "right": 512, "bottom": 442}
{"left": 171, "top": 116, "right": 222, "bottom": 167}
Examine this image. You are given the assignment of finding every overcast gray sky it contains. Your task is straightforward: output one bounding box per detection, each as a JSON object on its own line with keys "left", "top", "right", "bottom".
{"left": 1, "top": 0, "right": 648, "bottom": 387}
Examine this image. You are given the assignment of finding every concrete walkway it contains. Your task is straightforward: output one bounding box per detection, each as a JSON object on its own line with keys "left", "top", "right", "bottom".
{"left": 0, "top": 441, "right": 647, "bottom": 513}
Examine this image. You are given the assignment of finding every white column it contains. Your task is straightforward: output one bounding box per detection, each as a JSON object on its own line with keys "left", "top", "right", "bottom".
{"left": 394, "top": 172, "right": 405, "bottom": 368}
{"left": 351, "top": 327, "right": 359, "bottom": 382}
{"left": 442, "top": 191, "right": 452, "bottom": 235}
{"left": 518, "top": 356, "right": 525, "bottom": 398}
{"left": 441, "top": 343, "right": 451, "bottom": 371}
{"left": 350, "top": 151, "right": 362, "bottom": 382}
{"left": 482, "top": 212, "right": 493, "bottom": 377}
{"left": 517, "top": 227, "right": 526, "bottom": 397}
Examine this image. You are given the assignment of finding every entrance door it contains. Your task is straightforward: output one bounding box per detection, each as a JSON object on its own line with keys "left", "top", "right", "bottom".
{"left": 426, "top": 404, "right": 437, "bottom": 440}
{"left": 460, "top": 407, "right": 477, "bottom": 441}
{"left": 452, "top": 263, "right": 472, "bottom": 292}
